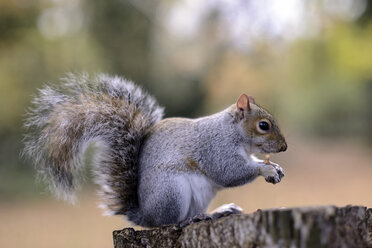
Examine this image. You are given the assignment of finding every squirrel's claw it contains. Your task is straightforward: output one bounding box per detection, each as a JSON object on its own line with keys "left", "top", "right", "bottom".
{"left": 178, "top": 213, "right": 212, "bottom": 228}
{"left": 272, "top": 163, "right": 285, "bottom": 180}
{"left": 265, "top": 175, "right": 281, "bottom": 184}
{"left": 277, "top": 168, "right": 285, "bottom": 179}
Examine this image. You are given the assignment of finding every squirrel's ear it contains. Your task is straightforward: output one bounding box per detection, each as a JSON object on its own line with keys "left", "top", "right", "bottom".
{"left": 248, "top": 96, "right": 255, "bottom": 105}
{"left": 237, "top": 94, "right": 255, "bottom": 119}
{"left": 237, "top": 94, "right": 251, "bottom": 112}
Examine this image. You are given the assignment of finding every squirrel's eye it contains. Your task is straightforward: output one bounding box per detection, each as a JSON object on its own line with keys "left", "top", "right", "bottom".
{"left": 257, "top": 120, "right": 271, "bottom": 133}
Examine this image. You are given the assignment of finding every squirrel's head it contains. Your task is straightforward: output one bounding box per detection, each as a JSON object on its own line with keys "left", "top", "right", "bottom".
{"left": 234, "top": 94, "right": 287, "bottom": 154}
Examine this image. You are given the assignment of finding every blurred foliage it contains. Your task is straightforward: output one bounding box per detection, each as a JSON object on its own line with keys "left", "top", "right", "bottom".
{"left": 0, "top": 0, "right": 372, "bottom": 199}
{"left": 83, "top": 0, "right": 153, "bottom": 84}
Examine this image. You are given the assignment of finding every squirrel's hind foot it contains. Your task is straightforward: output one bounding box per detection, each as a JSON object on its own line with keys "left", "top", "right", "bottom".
{"left": 210, "top": 203, "right": 243, "bottom": 219}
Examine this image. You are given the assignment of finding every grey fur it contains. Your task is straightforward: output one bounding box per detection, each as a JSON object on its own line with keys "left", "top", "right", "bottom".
{"left": 24, "top": 74, "right": 287, "bottom": 227}
{"left": 23, "top": 73, "right": 163, "bottom": 215}
{"left": 136, "top": 105, "right": 286, "bottom": 227}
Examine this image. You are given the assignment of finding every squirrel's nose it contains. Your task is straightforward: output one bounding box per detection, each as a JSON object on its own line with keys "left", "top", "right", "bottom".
{"left": 279, "top": 142, "right": 287, "bottom": 152}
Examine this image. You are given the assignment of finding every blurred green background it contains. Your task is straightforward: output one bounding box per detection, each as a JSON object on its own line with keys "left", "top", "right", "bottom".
{"left": 1, "top": 0, "right": 372, "bottom": 247}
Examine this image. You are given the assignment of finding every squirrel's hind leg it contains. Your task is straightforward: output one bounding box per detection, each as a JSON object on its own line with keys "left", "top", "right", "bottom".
{"left": 137, "top": 174, "right": 192, "bottom": 227}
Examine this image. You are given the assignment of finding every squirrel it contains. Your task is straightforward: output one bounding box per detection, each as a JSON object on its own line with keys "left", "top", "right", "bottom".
{"left": 23, "top": 73, "right": 287, "bottom": 227}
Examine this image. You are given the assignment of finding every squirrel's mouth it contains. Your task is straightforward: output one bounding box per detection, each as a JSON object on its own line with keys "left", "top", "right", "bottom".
{"left": 259, "top": 147, "right": 272, "bottom": 154}
{"left": 255, "top": 140, "right": 287, "bottom": 154}
{"left": 259, "top": 144, "right": 287, "bottom": 154}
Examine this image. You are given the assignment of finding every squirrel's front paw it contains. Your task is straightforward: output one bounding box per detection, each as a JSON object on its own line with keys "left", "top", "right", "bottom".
{"left": 260, "top": 163, "right": 284, "bottom": 184}
{"left": 271, "top": 162, "right": 285, "bottom": 180}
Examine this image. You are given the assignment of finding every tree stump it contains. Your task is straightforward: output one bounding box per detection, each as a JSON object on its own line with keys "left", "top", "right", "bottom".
{"left": 113, "top": 205, "right": 372, "bottom": 248}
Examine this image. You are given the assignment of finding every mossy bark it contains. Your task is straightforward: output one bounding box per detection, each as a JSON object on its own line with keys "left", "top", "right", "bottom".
{"left": 113, "top": 205, "right": 372, "bottom": 248}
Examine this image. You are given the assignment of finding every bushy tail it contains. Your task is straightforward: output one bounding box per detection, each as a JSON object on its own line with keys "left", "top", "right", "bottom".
{"left": 23, "top": 73, "right": 163, "bottom": 215}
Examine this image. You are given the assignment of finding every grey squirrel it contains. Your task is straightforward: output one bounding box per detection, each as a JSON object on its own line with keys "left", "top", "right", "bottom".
{"left": 23, "top": 73, "right": 287, "bottom": 227}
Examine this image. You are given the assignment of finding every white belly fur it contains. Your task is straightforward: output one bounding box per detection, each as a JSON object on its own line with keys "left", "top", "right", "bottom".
{"left": 176, "top": 173, "right": 219, "bottom": 221}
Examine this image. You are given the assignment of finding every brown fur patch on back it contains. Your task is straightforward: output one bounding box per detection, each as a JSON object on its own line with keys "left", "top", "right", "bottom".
{"left": 186, "top": 157, "right": 211, "bottom": 178}
{"left": 187, "top": 158, "right": 199, "bottom": 171}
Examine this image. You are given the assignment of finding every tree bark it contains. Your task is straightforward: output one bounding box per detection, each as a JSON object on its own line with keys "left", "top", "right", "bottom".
{"left": 113, "top": 205, "right": 372, "bottom": 248}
